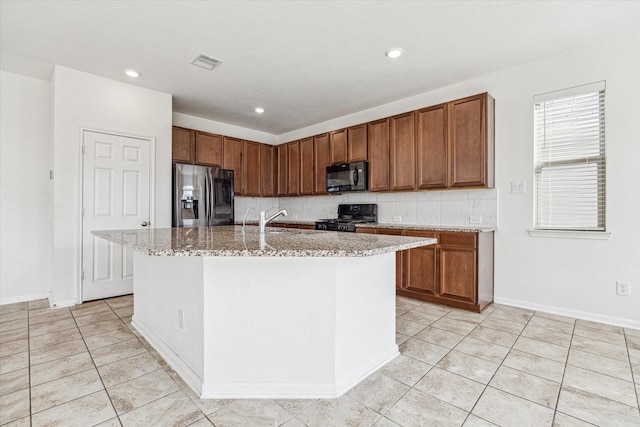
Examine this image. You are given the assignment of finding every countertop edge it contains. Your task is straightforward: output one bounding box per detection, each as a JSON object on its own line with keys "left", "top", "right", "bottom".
{"left": 239, "top": 220, "right": 496, "bottom": 233}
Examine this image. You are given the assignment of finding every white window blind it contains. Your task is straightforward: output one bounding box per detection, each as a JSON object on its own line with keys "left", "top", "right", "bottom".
{"left": 533, "top": 81, "right": 606, "bottom": 231}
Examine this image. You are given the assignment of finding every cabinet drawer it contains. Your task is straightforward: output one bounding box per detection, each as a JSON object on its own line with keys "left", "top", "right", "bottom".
{"left": 439, "top": 232, "right": 477, "bottom": 248}
{"left": 375, "top": 228, "right": 404, "bottom": 236}
{"left": 405, "top": 230, "right": 437, "bottom": 239}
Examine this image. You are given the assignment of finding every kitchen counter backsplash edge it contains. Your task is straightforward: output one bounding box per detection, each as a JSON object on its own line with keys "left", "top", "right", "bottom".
{"left": 236, "top": 220, "right": 496, "bottom": 233}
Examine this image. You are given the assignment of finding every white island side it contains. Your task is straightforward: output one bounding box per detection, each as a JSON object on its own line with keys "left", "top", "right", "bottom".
{"left": 93, "top": 226, "right": 436, "bottom": 399}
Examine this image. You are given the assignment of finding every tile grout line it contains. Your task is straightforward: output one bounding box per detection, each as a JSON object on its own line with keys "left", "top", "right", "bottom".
{"left": 622, "top": 329, "right": 640, "bottom": 415}
{"left": 549, "top": 312, "right": 576, "bottom": 427}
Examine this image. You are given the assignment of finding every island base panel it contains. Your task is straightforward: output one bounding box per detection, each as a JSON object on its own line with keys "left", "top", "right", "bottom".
{"left": 131, "top": 252, "right": 398, "bottom": 399}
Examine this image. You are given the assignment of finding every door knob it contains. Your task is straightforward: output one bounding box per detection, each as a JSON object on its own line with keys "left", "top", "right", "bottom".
{"left": 141, "top": 221, "right": 149, "bottom": 227}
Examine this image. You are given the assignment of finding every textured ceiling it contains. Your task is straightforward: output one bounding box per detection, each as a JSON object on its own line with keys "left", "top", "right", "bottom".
{"left": 2, "top": 1, "right": 639, "bottom": 135}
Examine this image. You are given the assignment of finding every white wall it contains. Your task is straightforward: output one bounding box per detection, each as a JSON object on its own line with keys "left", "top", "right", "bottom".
{"left": 173, "top": 112, "right": 279, "bottom": 145}
{"left": 0, "top": 71, "right": 53, "bottom": 303}
{"left": 51, "top": 66, "right": 172, "bottom": 306}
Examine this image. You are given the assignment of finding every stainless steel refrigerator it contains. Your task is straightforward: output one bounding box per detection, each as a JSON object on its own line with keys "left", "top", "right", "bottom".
{"left": 172, "top": 163, "right": 234, "bottom": 227}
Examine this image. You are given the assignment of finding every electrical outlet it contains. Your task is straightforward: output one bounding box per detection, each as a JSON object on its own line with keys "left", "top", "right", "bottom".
{"left": 178, "top": 310, "right": 184, "bottom": 329}
{"left": 511, "top": 181, "right": 526, "bottom": 194}
{"left": 393, "top": 215, "right": 402, "bottom": 222}
{"left": 469, "top": 216, "right": 482, "bottom": 224}
{"left": 616, "top": 281, "right": 631, "bottom": 296}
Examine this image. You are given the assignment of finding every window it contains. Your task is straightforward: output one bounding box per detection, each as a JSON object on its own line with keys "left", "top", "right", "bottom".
{"left": 533, "top": 82, "right": 606, "bottom": 232}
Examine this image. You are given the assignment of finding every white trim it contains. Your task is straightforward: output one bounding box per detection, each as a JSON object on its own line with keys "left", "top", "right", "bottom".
{"left": 527, "top": 229, "right": 611, "bottom": 240}
{"left": 79, "top": 128, "right": 156, "bottom": 303}
{"left": 0, "top": 292, "right": 51, "bottom": 306}
{"left": 534, "top": 81, "right": 606, "bottom": 103}
{"left": 494, "top": 296, "right": 640, "bottom": 330}
{"left": 131, "top": 316, "right": 204, "bottom": 397}
{"left": 199, "top": 347, "right": 399, "bottom": 399}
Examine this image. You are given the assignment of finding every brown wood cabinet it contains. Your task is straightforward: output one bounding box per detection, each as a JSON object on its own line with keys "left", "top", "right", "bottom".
{"left": 372, "top": 227, "right": 494, "bottom": 312}
{"left": 367, "top": 118, "right": 390, "bottom": 192}
{"left": 347, "top": 124, "right": 368, "bottom": 162}
{"left": 195, "top": 131, "right": 223, "bottom": 167}
{"left": 223, "top": 137, "right": 243, "bottom": 195}
{"left": 313, "top": 133, "right": 330, "bottom": 195}
{"left": 299, "top": 137, "right": 314, "bottom": 195}
{"left": 261, "top": 144, "right": 276, "bottom": 197}
{"left": 389, "top": 112, "right": 416, "bottom": 191}
{"left": 287, "top": 141, "right": 300, "bottom": 196}
{"left": 172, "top": 127, "right": 195, "bottom": 164}
{"left": 449, "top": 93, "right": 494, "bottom": 188}
{"left": 330, "top": 129, "right": 347, "bottom": 165}
{"left": 416, "top": 104, "right": 448, "bottom": 189}
{"left": 242, "top": 141, "right": 261, "bottom": 197}
{"left": 276, "top": 144, "right": 288, "bottom": 196}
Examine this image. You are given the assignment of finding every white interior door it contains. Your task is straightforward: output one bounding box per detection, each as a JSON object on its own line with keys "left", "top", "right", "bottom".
{"left": 82, "top": 130, "right": 151, "bottom": 301}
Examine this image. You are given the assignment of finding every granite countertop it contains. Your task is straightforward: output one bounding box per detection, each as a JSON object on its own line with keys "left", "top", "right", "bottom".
{"left": 92, "top": 226, "right": 436, "bottom": 257}
{"left": 238, "top": 219, "right": 496, "bottom": 233}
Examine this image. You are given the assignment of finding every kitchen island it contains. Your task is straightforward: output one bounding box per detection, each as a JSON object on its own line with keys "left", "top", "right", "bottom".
{"left": 93, "top": 226, "right": 436, "bottom": 399}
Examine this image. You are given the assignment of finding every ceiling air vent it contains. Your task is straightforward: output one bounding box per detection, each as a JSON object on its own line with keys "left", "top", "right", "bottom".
{"left": 191, "top": 54, "right": 223, "bottom": 71}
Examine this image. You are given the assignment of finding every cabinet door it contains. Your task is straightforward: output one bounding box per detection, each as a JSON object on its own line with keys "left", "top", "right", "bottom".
{"left": 276, "top": 144, "right": 288, "bottom": 196}
{"left": 330, "top": 129, "right": 347, "bottom": 165}
{"left": 347, "top": 124, "right": 367, "bottom": 162}
{"left": 299, "top": 137, "right": 314, "bottom": 195}
{"left": 449, "top": 93, "right": 487, "bottom": 187}
{"left": 195, "top": 131, "right": 223, "bottom": 167}
{"left": 260, "top": 144, "right": 276, "bottom": 197}
{"left": 439, "top": 232, "right": 477, "bottom": 303}
{"left": 242, "top": 141, "right": 261, "bottom": 197}
{"left": 367, "top": 118, "right": 390, "bottom": 192}
{"left": 404, "top": 230, "right": 438, "bottom": 295}
{"left": 172, "top": 127, "right": 194, "bottom": 163}
{"left": 313, "top": 133, "right": 330, "bottom": 195}
{"left": 287, "top": 141, "right": 300, "bottom": 196}
{"left": 416, "top": 104, "right": 448, "bottom": 189}
{"left": 389, "top": 112, "right": 416, "bottom": 190}
{"left": 223, "top": 137, "right": 243, "bottom": 195}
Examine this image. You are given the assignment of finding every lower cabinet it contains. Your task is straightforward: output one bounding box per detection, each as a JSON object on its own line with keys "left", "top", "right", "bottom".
{"left": 359, "top": 228, "right": 494, "bottom": 312}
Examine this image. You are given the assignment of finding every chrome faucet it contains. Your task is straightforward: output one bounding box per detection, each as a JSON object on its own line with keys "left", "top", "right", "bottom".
{"left": 259, "top": 209, "right": 288, "bottom": 233}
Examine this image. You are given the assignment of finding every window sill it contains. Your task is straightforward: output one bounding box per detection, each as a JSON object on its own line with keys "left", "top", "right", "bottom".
{"left": 527, "top": 229, "right": 612, "bottom": 240}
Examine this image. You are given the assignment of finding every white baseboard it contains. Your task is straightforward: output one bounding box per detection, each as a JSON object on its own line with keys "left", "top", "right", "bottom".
{"left": 494, "top": 297, "right": 640, "bottom": 330}
{"left": 199, "top": 346, "right": 400, "bottom": 399}
{"left": 0, "top": 292, "right": 51, "bottom": 306}
{"left": 131, "top": 316, "right": 204, "bottom": 397}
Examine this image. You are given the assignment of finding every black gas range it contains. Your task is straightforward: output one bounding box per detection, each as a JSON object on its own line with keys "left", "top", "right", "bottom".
{"left": 315, "top": 204, "right": 377, "bottom": 232}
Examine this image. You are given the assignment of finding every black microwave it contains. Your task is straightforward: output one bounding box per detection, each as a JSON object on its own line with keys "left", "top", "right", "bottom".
{"left": 326, "top": 161, "right": 368, "bottom": 193}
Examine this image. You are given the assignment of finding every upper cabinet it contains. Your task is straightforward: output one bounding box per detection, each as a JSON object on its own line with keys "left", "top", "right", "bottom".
{"left": 299, "top": 137, "right": 314, "bottom": 196}
{"left": 449, "top": 93, "right": 494, "bottom": 188}
{"left": 261, "top": 144, "right": 276, "bottom": 197}
{"left": 287, "top": 141, "right": 301, "bottom": 196}
{"left": 195, "top": 131, "right": 223, "bottom": 167}
{"left": 347, "top": 124, "right": 368, "bottom": 162}
{"left": 367, "top": 118, "right": 390, "bottom": 192}
{"left": 276, "top": 144, "right": 288, "bottom": 196}
{"left": 389, "top": 112, "right": 416, "bottom": 191}
{"left": 172, "top": 127, "right": 195, "bottom": 164}
{"left": 223, "top": 137, "right": 243, "bottom": 195}
{"left": 416, "top": 104, "right": 448, "bottom": 189}
{"left": 313, "top": 133, "right": 330, "bottom": 195}
{"left": 329, "top": 129, "right": 347, "bottom": 165}
{"left": 242, "top": 141, "right": 261, "bottom": 197}
{"left": 171, "top": 92, "right": 494, "bottom": 198}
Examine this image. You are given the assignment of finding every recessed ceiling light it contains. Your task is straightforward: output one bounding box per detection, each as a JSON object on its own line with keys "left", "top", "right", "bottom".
{"left": 385, "top": 48, "right": 403, "bottom": 59}
{"left": 255, "top": 107, "right": 265, "bottom": 114}
{"left": 124, "top": 69, "right": 140, "bottom": 78}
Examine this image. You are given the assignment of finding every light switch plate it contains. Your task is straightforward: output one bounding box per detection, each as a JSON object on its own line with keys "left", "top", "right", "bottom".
{"left": 469, "top": 216, "right": 482, "bottom": 224}
{"left": 511, "top": 181, "right": 526, "bottom": 194}
{"left": 393, "top": 216, "right": 402, "bottom": 222}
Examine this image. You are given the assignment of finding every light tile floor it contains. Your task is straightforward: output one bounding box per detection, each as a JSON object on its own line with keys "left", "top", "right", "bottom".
{"left": 1, "top": 295, "right": 639, "bottom": 426}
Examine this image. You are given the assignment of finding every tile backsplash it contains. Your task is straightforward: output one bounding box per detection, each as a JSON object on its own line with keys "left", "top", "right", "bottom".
{"left": 236, "top": 189, "right": 498, "bottom": 227}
